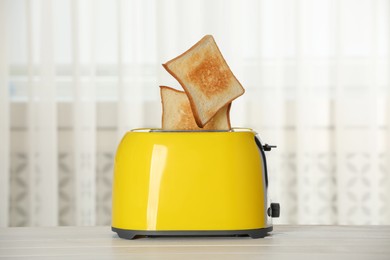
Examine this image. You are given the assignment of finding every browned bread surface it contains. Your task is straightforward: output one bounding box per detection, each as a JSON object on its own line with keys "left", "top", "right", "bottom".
{"left": 160, "top": 86, "right": 231, "bottom": 131}
{"left": 163, "top": 35, "right": 244, "bottom": 127}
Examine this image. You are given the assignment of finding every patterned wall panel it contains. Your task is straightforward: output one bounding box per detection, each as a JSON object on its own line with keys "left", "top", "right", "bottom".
{"left": 96, "top": 152, "right": 114, "bottom": 226}
{"left": 378, "top": 153, "right": 389, "bottom": 224}
{"left": 9, "top": 153, "right": 29, "bottom": 227}
{"left": 300, "top": 153, "right": 337, "bottom": 225}
{"left": 58, "top": 152, "right": 74, "bottom": 226}
{"left": 344, "top": 153, "right": 373, "bottom": 225}
{"left": 273, "top": 153, "right": 299, "bottom": 224}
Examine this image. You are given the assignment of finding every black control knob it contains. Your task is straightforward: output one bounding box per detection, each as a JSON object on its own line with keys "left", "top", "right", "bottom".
{"left": 267, "top": 203, "right": 280, "bottom": 218}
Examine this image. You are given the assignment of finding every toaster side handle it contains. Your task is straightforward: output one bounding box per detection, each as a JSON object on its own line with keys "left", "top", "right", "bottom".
{"left": 254, "top": 136, "right": 269, "bottom": 188}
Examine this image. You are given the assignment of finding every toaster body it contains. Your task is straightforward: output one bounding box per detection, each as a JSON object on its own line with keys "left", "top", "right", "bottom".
{"left": 112, "top": 128, "right": 279, "bottom": 239}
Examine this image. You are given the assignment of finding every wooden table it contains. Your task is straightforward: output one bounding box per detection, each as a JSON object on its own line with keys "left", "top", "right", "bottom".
{"left": 1, "top": 225, "right": 389, "bottom": 259}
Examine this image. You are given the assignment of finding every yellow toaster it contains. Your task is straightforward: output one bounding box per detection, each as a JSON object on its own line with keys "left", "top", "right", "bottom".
{"left": 111, "top": 128, "right": 280, "bottom": 239}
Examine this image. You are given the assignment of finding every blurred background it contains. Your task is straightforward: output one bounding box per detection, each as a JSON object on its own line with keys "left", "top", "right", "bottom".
{"left": 1, "top": 0, "right": 389, "bottom": 227}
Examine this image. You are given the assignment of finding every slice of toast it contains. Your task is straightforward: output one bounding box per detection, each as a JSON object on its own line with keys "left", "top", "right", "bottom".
{"left": 160, "top": 86, "right": 231, "bottom": 131}
{"left": 163, "top": 35, "right": 244, "bottom": 127}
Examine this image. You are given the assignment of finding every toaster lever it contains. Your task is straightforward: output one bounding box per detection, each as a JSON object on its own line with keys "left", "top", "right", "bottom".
{"left": 263, "top": 144, "right": 277, "bottom": 151}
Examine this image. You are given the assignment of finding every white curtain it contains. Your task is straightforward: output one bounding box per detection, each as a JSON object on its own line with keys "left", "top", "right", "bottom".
{"left": 1, "top": 0, "right": 389, "bottom": 227}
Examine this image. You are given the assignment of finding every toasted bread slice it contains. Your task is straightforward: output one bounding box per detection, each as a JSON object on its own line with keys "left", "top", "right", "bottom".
{"left": 160, "top": 86, "right": 231, "bottom": 131}
{"left": 163, "top": 35, "right": 244, "bottom": 127}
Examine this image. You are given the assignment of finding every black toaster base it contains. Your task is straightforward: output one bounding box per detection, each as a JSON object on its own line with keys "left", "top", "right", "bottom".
{"left": 112, "top": 226, "right": 273, "bottom": 239}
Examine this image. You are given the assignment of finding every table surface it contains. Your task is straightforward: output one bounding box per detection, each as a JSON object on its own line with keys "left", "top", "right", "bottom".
{"left": 0, "top": 225, "right": 389, "bottom": 260}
